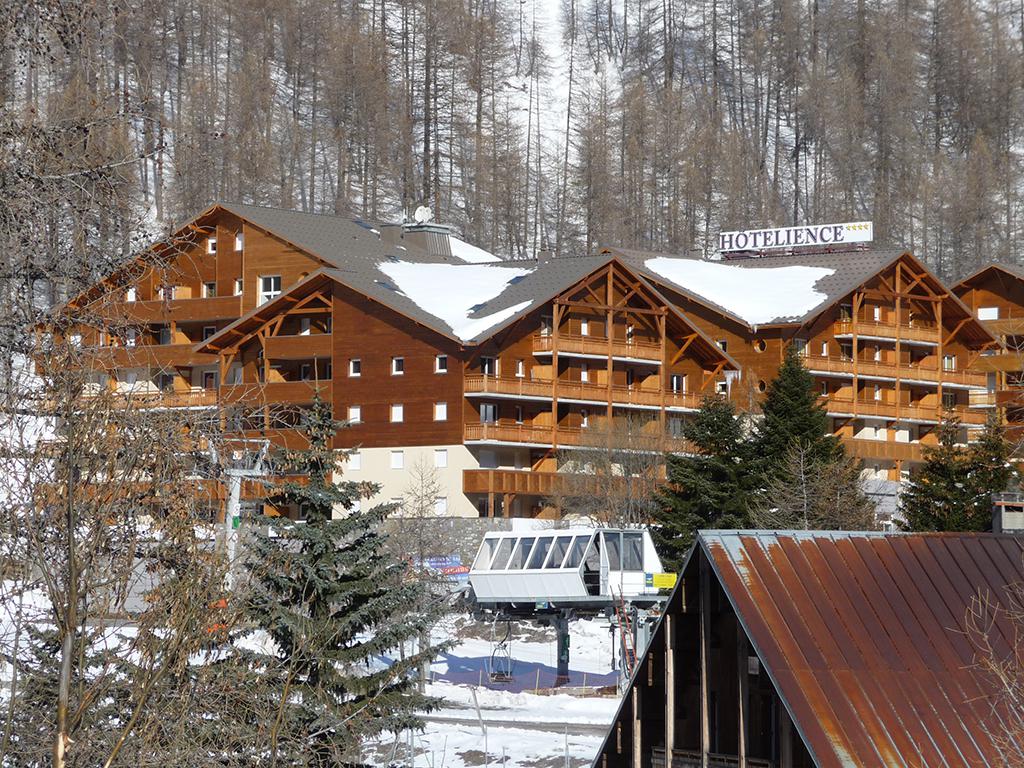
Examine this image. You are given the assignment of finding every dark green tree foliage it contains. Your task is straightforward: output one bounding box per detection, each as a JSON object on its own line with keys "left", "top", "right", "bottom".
{"left": 242, "top": 397, "right": 442, "bottom": 764}
{"left": 754, "top": 344, "right": 843, "bottom": 476}
{"left": 902, "top": 416, "right": 1018, "bottom": 532}
{"left": 653, "top": 397, "right": 754, "bottom": 570}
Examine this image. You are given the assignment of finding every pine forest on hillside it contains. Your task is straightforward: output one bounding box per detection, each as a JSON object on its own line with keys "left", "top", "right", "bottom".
{"left": 4, "top": 0, "right": 1024, "bottom": 278}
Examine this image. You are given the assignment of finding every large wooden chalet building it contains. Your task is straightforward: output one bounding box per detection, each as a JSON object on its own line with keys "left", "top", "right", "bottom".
{"left": 57, "top": 203, "right": 1008, "bottom": 520}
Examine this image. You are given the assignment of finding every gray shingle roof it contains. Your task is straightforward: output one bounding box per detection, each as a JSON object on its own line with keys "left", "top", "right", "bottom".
{"left": 613, "top": 247, "right": 909, "bottom": 326}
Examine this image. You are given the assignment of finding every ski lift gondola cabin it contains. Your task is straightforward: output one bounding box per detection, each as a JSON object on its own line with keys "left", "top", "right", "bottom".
{"left": 468, "top": 528, "right": 664, "bottom": 606}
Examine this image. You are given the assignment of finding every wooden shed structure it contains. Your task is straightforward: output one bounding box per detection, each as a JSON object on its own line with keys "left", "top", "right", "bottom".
{"left": 592, "top": 530, "right": 1024, "bottom": 768}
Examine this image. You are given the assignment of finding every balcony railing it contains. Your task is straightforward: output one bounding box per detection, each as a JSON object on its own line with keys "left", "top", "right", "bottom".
{"left": 221, "top": 381, "right": 330, "bottom": 404}
{"left": 834, "top": 318, "right": 939, "bottom": 344}
{"left": 263, "top": 333, "right": 333, "bottom": 360}
{"left": 463, "top": 374, "right": 709, "bottom": 411}
{"left": 841, "top": 437, "right": 925, "bottom": 462}
{"left": 806, "top": 355, "right": 986, "bottom": 387}
{"left": 532, "top": 333, "right": 662, "bottom": 362}
{"left": 827, "top": 397, "right": 987, "bottom": 425}
{"left": 120, "top": 294, "right": 243, "bottom": 323}
{"left": 464, "top": 421, "right": 693, "bottom": 452}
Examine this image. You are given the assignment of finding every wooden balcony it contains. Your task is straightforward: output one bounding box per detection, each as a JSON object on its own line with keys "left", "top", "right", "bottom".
{"left": 807, "top": 355, "right": 986, "bottom": 388}
{"left": 464, "top": 421, "right": 693, "bottom": 452}
{"left": 119, "top": 295, "right": 242, "bottom": 323}
{"left": 93, "top": 343, "right": 217, "bottom": 369}
{"left": 827, "top": 397, "right": 987, "bottom": 425}
{"left": 75, "top": 387, "right": 220, "bottom": 409}
{"left": 970, "top": 390, "right": 998, "bottom": 408}
{"left": 532, "top": 333, "right": 662, "bottom": 362}
{"left": 463, "top": 468, "right": 635, "bottom": 498}
{"left": 969, "top": 351, "right": 1024, "bottom": 373}
{"left": 264, "top": 333, "right": 333, "bottom": 360}
{"left": 834, "top": 319, "right": 939, "bottom": 344}
{"left": 841, "top": 437, "right": 925, "bottom": 463}
{"left": 221, "top": 381, "right": 330, "bottom": 405}
{"left": 463, "top": 375, "right": 708, "bottom": 411}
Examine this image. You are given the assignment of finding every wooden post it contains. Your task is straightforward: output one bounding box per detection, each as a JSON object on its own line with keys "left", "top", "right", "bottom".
{"left": 632, "top": 687, "right": 642, "bottom": 768}
{"left": 658, "top": 312, "right": 667, "bottom": 431}
{"left": 894, "top": 263, "right": 902, "bottom": 431}
{"left": 851, "top": 291, "right": 861, "bottom": 417}
{"left": 936, "top": 298, "right": 944, "bottom": 422}
{"left": 664, "top": 614, "right": 675, "bottom": 759}
{"left": 737, "top": 632, "right": 748, "bottom": 768}
{"left": 700, "top": 553, "right": 711, "bottom": 768}
{"left": 780, "top": 706, "right": 793, "bottom": 768}
{"left": 607, "top": 268, "right": 614, "bottom": 423}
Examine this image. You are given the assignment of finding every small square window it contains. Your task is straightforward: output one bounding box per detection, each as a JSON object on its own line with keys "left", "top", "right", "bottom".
{"left": 259, "top": 275, "right": 282, "bottom": 305}
{"left": 435, "top": 355, "right": 448, "bottom": 373}
{"left": 125, "top": 286, "right": 137, "bottom": 302}
{"left": 943, "top": 354, "right": 957, "bottom": 371}
{"left": 873, "top": 305, "right": 882, "bottom": 321}
{"left": 391, "top": 404, "right": 404, "bottom": 422}
{"left": 434, "top": 402, "right": 447, "bottom": 421}
{"left": 349, "top": 359, "right": 361, "bottom": 377}
{"left": 580, "top": 362, "right": 589, "bottom": 383}
{"left": 207, "top": 237, "right": 217, "bottom": 254}
{"left": 580, "top": 319, "right": 589, "bottom": 336}
{"left": 434, "top": 449, "right": 448, "bottom": 468}
{"left": 347, "top": 405, "right": 361, "bottom": 424}
{"left": 234, "top": 232, "right": 243, "bottom": 251}
{"left": 716, "top": 380, "right": 728, "bottom": 395}
{"left": 515, "top": 359, "right": 525, "bottom": 378}
{"left": 434, "top": 497, "right": 448, "bottom": 515}
{"left": 390, "top": 451, "right": 404, "bottom": 470}
{"left": 392, "top": 357, "right": 404, "bottom": 375}
{"left": 716, "top": 339, "right": 728, "bottom": 352}
{"left": 670, "top": 374, "right": 684, "bottom": 394}
{"left": 233, "top": 278, "right": 243, "bottom": 296}
{"left": 481, "top": 357, "right": 497, "bottom": 376}
{"left": 821, "top": 341, "right": 828, "bottom": 357}
{"left": 348, "top": 450, "right": 361, "bottom": 470}
{"left": 202, "top": 325, "right": 216, "bottom": 341}
{"left": 203, "top": 281, "right": 217, "bottom": 298}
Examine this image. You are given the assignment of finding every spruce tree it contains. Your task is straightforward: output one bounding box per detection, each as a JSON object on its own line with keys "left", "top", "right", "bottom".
{"left": 902, "top": 415, "right": 1017, "bottom": 532}
{"left": 653, "top": 397, "right": 754, "bottom": 570}
{"left": 754, "top": 343, "right": 843, "bottom": 474}
{"left": 240, "top": 396, "right": 443, "bottom": 765}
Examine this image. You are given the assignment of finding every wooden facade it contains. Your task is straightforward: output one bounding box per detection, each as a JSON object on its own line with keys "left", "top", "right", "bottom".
{"left": 953, "top": 263, "right": 1024, "bottom": 444}
{"left": 54, "top": 203, "right": 999, "bottom": 519}
{"left": 629, "top": 250, "right": 995, "bottom": 482}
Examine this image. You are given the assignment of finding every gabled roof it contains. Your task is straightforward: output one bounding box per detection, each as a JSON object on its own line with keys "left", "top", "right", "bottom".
{"left": 606, "top": 247, "right": 995, "bottom": 347}
{"left": 197, "top": 255, "right": 741, "bottom": 370}
{"left": 954, "top": 261, "right": 1024, "bottom": 289}
{"left": 700, "top": 531, "right": 1020, "bottom": 766}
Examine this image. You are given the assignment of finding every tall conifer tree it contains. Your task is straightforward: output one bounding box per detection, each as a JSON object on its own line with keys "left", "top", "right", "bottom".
{"left": 241, "top": 396, "right": 442, "bottom": 764}
{"left": 653, "top": 397, "right": 755, "bottom": 570}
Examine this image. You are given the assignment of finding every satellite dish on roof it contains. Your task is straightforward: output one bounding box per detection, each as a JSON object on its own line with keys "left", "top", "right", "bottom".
{"left": 413, "top": 205, "right": 433, "bottom": 224}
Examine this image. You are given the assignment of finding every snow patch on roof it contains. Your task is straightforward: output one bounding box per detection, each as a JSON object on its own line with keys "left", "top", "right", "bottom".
{"left": 449, "top": 235, "right": 501, "bottom": 263}
{"left": 378, "top": 261, "right": 534, "bottom": 341}
{"left": 644, "top": 257, "right": 835, "bottom": 325}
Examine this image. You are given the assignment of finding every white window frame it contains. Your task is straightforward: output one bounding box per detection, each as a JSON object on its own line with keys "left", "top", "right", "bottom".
{"left": 390, "top": 451, "right": 404, "bottom": 470}
{"left": 203, "top": 281, "right": 217, "bottom": 298}
{"left": 390, "top": 403, "right": 404, "bottom": 423}
{"left": 580, "top": 362, "right": 589, "bottom": 383}
{"left": 481, "top": 356, "right": 497, "bottom": 376}
{"left": 717, "top": 339, "right": 728, "bottom": 352}
{"left": 670, "top": 373, "right": 684, "bottom": 394}
{"left": 874, "top": 384, "right": 882, "bottom": 402}
{"left": 125, "top": 286, "right": 137, "bottom": 302}
{"left": 434, "top": 449, "right": 448, "bottom": 468}
{"left": 125, "top": 328, "right": 137, "bottom": 348}
{"left": 348, "top": 450, "right": 361, "bottom": 470}
{"left": 874, "top": 345, "right": 882, "bottom": 362}
{"left": 434, "top": 402, "right": 447, "bottom": 421}
{"left": 234, "top": 232, "right": 244, "bottom": 251}
{"left": 203, "top": 325, "right": 216, "bottom": 341}
{"left": 349, "top": 359, "right": 361, "bottom": 377}
{"left": 258, "top": 275, "right": 282, "bottom": 305}
{"left": 347, "top": 405, "right": 362, "bottom": 424}
{"left": 515, "top": 359, "right": 525, "bottom": 378}
{"left": 435, "top": 354, "right": 448, "bottom": 374}
{"left": 873, "top": 305, "right": 882, "bottom": 322}
{"left": 943, "top": 354, "right": 957, "bottom": 372}
{"left": 514, "top": 405, "right": 524, "bottom": 424}
{"left": 580, "top": 319, "right": 589, "bottom": 336}
{"left": 434, "top": 497, "right": 448, "bottom": 515}
{"left": 299, "top": 318, "right": 311, "bottom": 336}
{"left": 580, "top": 409, "right": 589, "bottom": 428}
{"left": 716, "top": 380, "right": 729, "bottom": 395}
{"left": 978, "top": 306, "right": 1000, "bottom": 321}
{"left": 821, "top": 341, "right": 828, "bottom": 357}
{"left": 207, "top": 237, "right": 217, "bottom": 254}
{"left": 234, "top": 278, "right": 243, "bottom": 296}
{"left": 391, "top": 357, "right": 404, "bottom": 376}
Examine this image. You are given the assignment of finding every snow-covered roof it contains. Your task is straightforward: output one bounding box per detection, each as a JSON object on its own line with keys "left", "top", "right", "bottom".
{"left": 448, "top": 235, "right": 502, "bottom": 264}
{"left": 643, "top": 258, "right": 835, "bottom": 326}
{"left": 377, "top": 261, "right": 534, "bottom": 342}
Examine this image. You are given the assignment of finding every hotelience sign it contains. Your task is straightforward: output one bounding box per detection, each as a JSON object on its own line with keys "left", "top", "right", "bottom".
{"left": 719, "top": 221, "right": 873, "bottom": 253}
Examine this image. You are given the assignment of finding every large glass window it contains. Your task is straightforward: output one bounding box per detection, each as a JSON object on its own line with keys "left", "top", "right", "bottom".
{"left": 527, "top": 537, "right": 553, "bottom": 569}
{"left": 491, "top": 538, "right": 515, "bottom": 570}
{"left": 545, "top": 536, "right": 574, "bottom": 569}
{"left": 604, "top": 531, "right": 622, "bottom": 570}
{"left": 507, "top": 537, "right": 536, "bottom": 569}
{"left": 473, "top": 539, "right": 498, "bottom": 570}
{"left": 564, "top": 536, "right": 588, "bottom": 569}
{"left": 622, "top": 532, "right": 644, "bottom": 571}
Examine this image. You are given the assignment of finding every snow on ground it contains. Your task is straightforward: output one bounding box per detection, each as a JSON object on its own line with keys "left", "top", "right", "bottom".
{"left": 378, "top": 261, "right": 535, "bottom": 342}
{"left": 449, "top": 236, "right": 502, "bottom": 264}
{"left": 365, "top": 613, "right": 622, "bottom": 767}
{"left": 644, "top": 257, "right": 836, "bottom": 325}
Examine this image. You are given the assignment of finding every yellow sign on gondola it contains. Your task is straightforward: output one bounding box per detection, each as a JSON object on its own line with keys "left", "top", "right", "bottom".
{"left": 645, "top": 572, "right": 678, "bottom": 589}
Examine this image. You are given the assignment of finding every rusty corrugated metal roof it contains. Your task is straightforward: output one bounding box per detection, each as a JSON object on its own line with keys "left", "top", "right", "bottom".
{"left": 702, "top": 531, "right": 1024, "bottom": 768}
